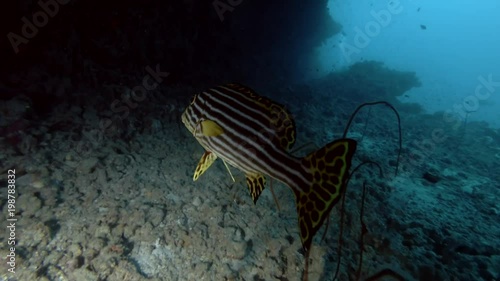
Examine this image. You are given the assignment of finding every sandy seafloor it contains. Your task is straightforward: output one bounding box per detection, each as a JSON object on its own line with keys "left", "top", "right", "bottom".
{"left": 1, "top": 85, "right": 499, "bottom": 281}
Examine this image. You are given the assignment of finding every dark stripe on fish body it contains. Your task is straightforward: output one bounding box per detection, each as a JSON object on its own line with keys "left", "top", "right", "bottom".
{"left": 200, "top": 108, "right": 287, "bottom": 177}
{"left": 202, "top": 90, "right": 271, "bottom": 137}
{"left": 219, "top": 84, "right": 297, "bottom": 152}
{"left": 210, "top": 135, "right": 264, "bottom": 174}
{"left": 196, "top": 92, "right": 295, "bottom": 176}
{"left": 189, "top": 95, "right": 269, "bottom": 174}
{"left": 184, "top": 105, "right": 251, "bottom": 172}
{"left": 204, "top": 88, "right": 282, "bottom": 148}
{"left": 190, "top": 88, "right": 309, "bottom": 191}
{"left": 215, "top": 85, "right": 293, "bottom": 144}
{"left": 210, "top": 86, "right": 274, "bottom": 130}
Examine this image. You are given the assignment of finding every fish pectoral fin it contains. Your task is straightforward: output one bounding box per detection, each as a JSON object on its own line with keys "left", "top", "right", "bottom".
{"left": 245, "top": 173, "right": 266, "bottom": 204}
{"left": 193, "top": 151, "right": 218, "bottom": 181}
{"left": 198, "top": 120, "right": 224, "bottom": 137}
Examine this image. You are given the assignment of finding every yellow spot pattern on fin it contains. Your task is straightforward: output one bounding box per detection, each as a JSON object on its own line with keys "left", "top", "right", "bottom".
{"left": 296, "top": 138, "right": 357, "bottom": 253}
{"left": 193, "top": 151, "right": 218, "bottom": 181}
{"left": 198, "top": 120, "right": 224, "bottom": 137}
{"left": 245, "top": 173, "right": 266, "bottom": 204}
{"left": 269, "top": 103, "right": 296, "bottom": 151}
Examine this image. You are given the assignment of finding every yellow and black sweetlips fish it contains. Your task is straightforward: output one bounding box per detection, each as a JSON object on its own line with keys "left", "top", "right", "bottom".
{"left": 181, "top": 83, "right": 357, "bottom": 262}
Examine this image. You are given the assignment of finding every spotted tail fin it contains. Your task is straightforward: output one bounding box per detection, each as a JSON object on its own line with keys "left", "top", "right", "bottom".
{"left": 295, "top": 138, "right": 357, "bottom": 254}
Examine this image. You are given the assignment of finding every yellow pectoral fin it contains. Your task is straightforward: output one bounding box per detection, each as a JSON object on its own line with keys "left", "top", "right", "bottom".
{"left": 193, "top": 151, "right": 218, "bottom": 181}
{"left": 245, "top": 173, "right": 266, "bottom": 204}
{"left": 199, "top": 120, "right": 224, "bottom": 137}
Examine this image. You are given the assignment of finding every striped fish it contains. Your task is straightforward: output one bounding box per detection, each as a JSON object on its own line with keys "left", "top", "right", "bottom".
{"left": 181, "top": 83, "right": 357, "bottom": 263}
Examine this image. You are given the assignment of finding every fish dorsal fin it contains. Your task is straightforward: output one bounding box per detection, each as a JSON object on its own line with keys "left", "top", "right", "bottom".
{"left": 268, "top": 103, "right": 296, "bottom": 151}
{"left": 195, "top": 120, "right": 224, "bottom": 137}
{"left": 193, "top": 151, "right": 218, "bottom": 181}
{"left": 245, "top": 173, "right": 266, "bottom": 204}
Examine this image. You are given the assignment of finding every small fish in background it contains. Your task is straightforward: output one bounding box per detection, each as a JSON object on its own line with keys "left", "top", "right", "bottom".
{"left": 417, "top": 7, "right": 421, "bottom": 12}
{"left": 420, "top": 24, "right": 427, "bottom": 30}
{"left": 182, "top": 83, "right": 356, "bottom": 279}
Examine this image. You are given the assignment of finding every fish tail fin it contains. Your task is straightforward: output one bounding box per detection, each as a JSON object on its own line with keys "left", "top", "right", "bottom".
{"left": 294, "top": 138, "right": 357, "bottom": 255}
